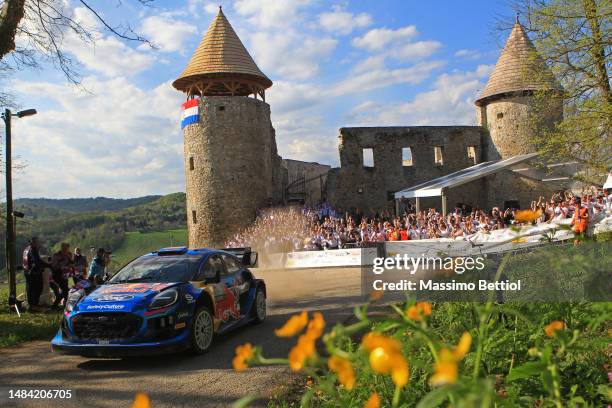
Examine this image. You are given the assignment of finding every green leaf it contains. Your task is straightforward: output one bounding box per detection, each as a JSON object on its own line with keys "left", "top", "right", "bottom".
{"left": 507, "top": 361, "right": 546, "bottom": 381}
{"left": 416, "top": 385, "right": 457, "bottom": 408}
{"left": 232, "top": 395, "right": 258, "bottom": 408}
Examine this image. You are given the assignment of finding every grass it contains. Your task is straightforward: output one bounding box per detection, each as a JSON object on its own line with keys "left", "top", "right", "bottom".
{"left": 109, "top": 229, "right": 188, "bottom": 271}
{"left": 0, "top": 284, "right": 62, "bottom": 348}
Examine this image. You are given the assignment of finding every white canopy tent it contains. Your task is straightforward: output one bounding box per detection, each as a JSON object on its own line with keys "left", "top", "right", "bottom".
{"left": 394, "top": 153, "right": 577, "bottom": 215}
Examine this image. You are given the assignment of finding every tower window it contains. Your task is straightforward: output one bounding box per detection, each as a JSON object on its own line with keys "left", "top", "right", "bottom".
{"left": 497, "top": 112, "right": 503, "bottom": 119}
{"left": 189, "top": 157, "right": 194, "bottom": 170}
{"left": 218, "top": 106, "right": 225, "bottom": 111}
{"left": 402, "top": 147, "right": 413, "bottom": 167}
{"left": 434, "top": 146, "right": 444, "bottom": 166}
{"left": 192, "top": 210, "right": 197, "bottom": 224}
{"left": 363, "top": 148, "right": 374, "bottom": 168}
{"left": 467, "top": 146, "right": 477, "bottom": 164}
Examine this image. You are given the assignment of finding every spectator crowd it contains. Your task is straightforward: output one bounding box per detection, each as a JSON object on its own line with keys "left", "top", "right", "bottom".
{"left": 21, "top": 241, "right": 111, "bottom": 313}
{"left": 226, "top": 189, "right": 612, "bottom": 253}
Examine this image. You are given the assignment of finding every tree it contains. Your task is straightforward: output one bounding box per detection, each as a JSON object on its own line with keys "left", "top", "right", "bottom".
{"left": 0, "top": 0, "right": 153, "bottom": 105}
{"left": 515, "top": 0, "right": 611, "bottom": 181}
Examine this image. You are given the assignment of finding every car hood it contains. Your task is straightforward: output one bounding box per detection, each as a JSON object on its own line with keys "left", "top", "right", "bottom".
{"left": 78, "top": 282, "right": 181, "bottom": 313}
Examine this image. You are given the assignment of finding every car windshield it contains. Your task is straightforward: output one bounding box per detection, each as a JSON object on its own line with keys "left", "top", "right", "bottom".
{"left": 109, "top": 255, "right": 201, "bottom": 283}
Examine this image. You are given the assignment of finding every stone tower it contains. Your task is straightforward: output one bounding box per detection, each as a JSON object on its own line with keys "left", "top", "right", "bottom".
{"left": 476, "top": 18, "right": 563, "bottom": 160}
{"left": 475, "top": 18, "right": 563, "bottom": 207}
{"left": 173, "top": 7, "right": 280, "bottom": 248}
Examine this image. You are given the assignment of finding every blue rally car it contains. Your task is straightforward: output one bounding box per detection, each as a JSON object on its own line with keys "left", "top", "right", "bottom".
{"left": 51, "top": 247, "right": 266, "bottom": 357}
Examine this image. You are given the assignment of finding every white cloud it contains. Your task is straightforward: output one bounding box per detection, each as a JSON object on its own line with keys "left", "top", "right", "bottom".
{"left": 352, "top": 25, "right": 417, "bottom": 51}
{"left": 388, "top": 40, "right": 443, "bottom": 60}
{"left": 346, "top": 65, "right": 493, "bottom": 126}
{"left": 248, "top": 31, "right": 337, "bottom": 81}
{"left": 60, "top": 7, "right": 156, "bottom": 77}
{"left": 319, "top": 7, "right": 372, "bottom": 35}
{"left": 455, "top": 49, "right": 482, "bottom": 59}
{"left": 332, "top": 60, "right": 445, "bottom": 96}
{"left": 9, "top": 77, "right": 185, "bottom": 198}
{"left": 139, "top": 14, "right": 198, "bottom": 54}
{"left": 233, "top": 0, "right": 313, "bottom": 29}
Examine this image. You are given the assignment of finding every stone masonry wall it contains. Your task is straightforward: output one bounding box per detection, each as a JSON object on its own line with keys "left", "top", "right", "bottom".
{"left": 282, "top": 159, "right": 331, "bottom": 205}
{"left": 183, "top": 96, "right": 279, "bottom": 248}
{"left": 326, "top": 127, "right": 488, "bottom": 213}
{"left": 480, "top": 94, "right": 563, "bottom": 208}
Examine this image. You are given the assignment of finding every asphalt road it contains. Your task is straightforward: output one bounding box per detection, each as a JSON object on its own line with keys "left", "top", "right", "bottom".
{"left": 0, "top": 267, "right": 365, "bottom": 408}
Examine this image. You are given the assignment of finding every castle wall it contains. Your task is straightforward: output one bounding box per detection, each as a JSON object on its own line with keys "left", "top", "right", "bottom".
{"left": 183, "top": 96, "right": 279, "bottom": 248}
{"left": 480, "top": 95, "right": 563, "bottom": 161}
{"left": 326, "top": 126, "right": 488, "bottom": 213}
{"left": 282, "top": 159, "right": 330, "bottom": 206}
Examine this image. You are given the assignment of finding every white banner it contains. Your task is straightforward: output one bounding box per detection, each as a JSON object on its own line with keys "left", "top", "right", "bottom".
{"left": 284, "top": 247, "right": 378, "bottom": 268}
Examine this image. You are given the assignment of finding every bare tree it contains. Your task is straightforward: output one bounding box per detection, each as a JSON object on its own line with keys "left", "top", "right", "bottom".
{"left": 0, "top": 0, "right": 154, "bottom": 101}
{"left": 511, "top": 0, "right": 611, "bottom": 179}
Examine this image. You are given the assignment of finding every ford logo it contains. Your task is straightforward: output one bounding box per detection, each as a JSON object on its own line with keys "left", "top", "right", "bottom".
{"left": 93, "top": 294, "right": 135, "bottom": 302}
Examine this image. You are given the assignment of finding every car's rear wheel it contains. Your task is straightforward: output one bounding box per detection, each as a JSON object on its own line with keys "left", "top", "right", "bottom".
{"left": 190, "top": 307, "right": 214, "bottom": 354}
{"left": 253, "top": 287, "right": 266, "bottom": 323}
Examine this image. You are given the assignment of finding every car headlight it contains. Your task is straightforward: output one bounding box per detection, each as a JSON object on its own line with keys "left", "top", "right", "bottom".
{"left": 148, "top": 288, "right": 178, "bottom": 310}
{"left": 65, "top": 289, "right": 84, "bottom": 313}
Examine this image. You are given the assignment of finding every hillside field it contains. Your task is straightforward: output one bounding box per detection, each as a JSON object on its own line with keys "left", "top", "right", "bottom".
{"left": 109, "top": 229, "right": 188, "bottom": 271}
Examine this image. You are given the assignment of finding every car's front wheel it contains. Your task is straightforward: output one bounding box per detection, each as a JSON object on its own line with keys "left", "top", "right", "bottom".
{"left": 253, "top": 287, "right": 266, "bottom": 323}
{"left": 190, "top": 306, "right": 214, "bottom": 354}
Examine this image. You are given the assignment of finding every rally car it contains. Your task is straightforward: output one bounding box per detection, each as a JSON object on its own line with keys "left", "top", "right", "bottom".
{"left": 51, "top": 247, "right": 265, "bottom": 357}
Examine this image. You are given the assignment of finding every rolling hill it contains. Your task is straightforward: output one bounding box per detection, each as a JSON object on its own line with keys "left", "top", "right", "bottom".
{"left": 0, "top": 193, "right": 187, "bottom": 279}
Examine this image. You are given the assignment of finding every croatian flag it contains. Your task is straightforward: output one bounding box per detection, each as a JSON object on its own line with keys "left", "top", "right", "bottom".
{"left": 181, "top": 99, "right": 199, "bottom": 129}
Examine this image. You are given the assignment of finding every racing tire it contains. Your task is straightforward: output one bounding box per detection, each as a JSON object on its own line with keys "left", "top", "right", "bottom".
{"left": 252, "top": 287, "right": 266, "bottom": 324}
{"left": 190, "top": 306, "right": 214, "bottom": 354}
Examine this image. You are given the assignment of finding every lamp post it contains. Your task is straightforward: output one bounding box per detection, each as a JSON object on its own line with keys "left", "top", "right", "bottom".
{"left": 2, "top": 108, "right": 37, "bottom": 311}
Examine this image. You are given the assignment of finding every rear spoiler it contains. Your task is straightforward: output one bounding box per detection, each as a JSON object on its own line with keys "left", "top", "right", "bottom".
{"left": 222, "top": 247, "right": 258, "bottom": 267}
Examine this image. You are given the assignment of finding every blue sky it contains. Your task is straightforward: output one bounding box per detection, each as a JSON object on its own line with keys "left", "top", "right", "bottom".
{"left": 5, "top": 0, "right": 518, "bottom": 198}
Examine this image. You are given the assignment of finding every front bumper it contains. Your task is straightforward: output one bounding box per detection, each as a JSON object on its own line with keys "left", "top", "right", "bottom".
{"left": 50, "top": 329, "right": 191, "bottom": 358}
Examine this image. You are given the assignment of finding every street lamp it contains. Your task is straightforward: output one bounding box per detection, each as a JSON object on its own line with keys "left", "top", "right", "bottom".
{"left": 1, "top": 108, "right": 37, "bottom": 312}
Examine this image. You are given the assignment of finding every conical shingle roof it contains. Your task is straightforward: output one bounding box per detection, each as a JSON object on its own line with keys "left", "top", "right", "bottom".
{"left": 475, "top": 21, "right": 561, "bottom": 106}
{"left": 172, "top": 7, "right": 272, "bottom": 95}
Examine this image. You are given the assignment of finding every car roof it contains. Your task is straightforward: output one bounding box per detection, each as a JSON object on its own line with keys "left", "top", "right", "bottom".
{"left": 143, "top": 246, "right": 236, "bottom": 258}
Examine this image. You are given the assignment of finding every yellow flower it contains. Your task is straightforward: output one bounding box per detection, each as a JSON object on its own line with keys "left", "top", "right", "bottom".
{"left": 369, "top": 347, "right": 393, "bottom": 373}
{"left": 232, "top": 342, "right": 253, "bottom": 372}
{"left": 275, "top": 311, "right": 308, "bottom": 337}
{"left": 514, "top": 209, "right": 542, "bottom": 223}
{"left": 328, "top": 356, "right": 356, "bottom": 390}
{"left": 288, "top": 334, "right": 316, "bottom": 371}
{"left": 362, "top": 332, "right": 409, "bottom": 387}
{"left": 406, "top": 301, "right": 432, "bottom": 321}
{"left": 369, "top": 290, "right": 384, "bottom": 301}
{"left": 131, "top": 393, "right": 150, "bottom": 408}
{"left": 430, "top": 349, "right": 458, "bottom": 386}
{"left": 289, "top": 346, "right": 306, "bottom": 371}
{"left": 429, "top": 332, "right": 471, "bottom": 386}
{"left": 364, "top": 392, "right": 380, "bottom": 408}
{"left": 453, "top": 331, "right": 472, "bottom": 359}
{"left": 391, "top": 357, "right": 409, "bottom": 387}
{"left": 544, "top": 320, "right": 565, "bottom": 337}
{"left": 362, "top": 332, "right": 402, "bottom": 354}
{"left": 305, "top": 312, "right": 325, "bottom": 340}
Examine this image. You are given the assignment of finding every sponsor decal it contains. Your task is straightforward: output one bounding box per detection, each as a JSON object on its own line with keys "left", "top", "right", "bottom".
{"left": 184, "top": 294, "right": 195, "bottom": 304}
{"left": 177, "top": 311, "right": 189, "bottom": 319}
{"left": 93, "top": 294, "right": 135, "bottom": 302}
{"left": 86, "top": 304, "right": 125, "bottom": 310}
{"left": 97, "top": 283, "right": 173, "bottom": 294}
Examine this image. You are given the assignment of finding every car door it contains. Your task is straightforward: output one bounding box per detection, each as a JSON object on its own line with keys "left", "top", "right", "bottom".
{"left": 205, "top": 254, "right": 241, "bottom": 324}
